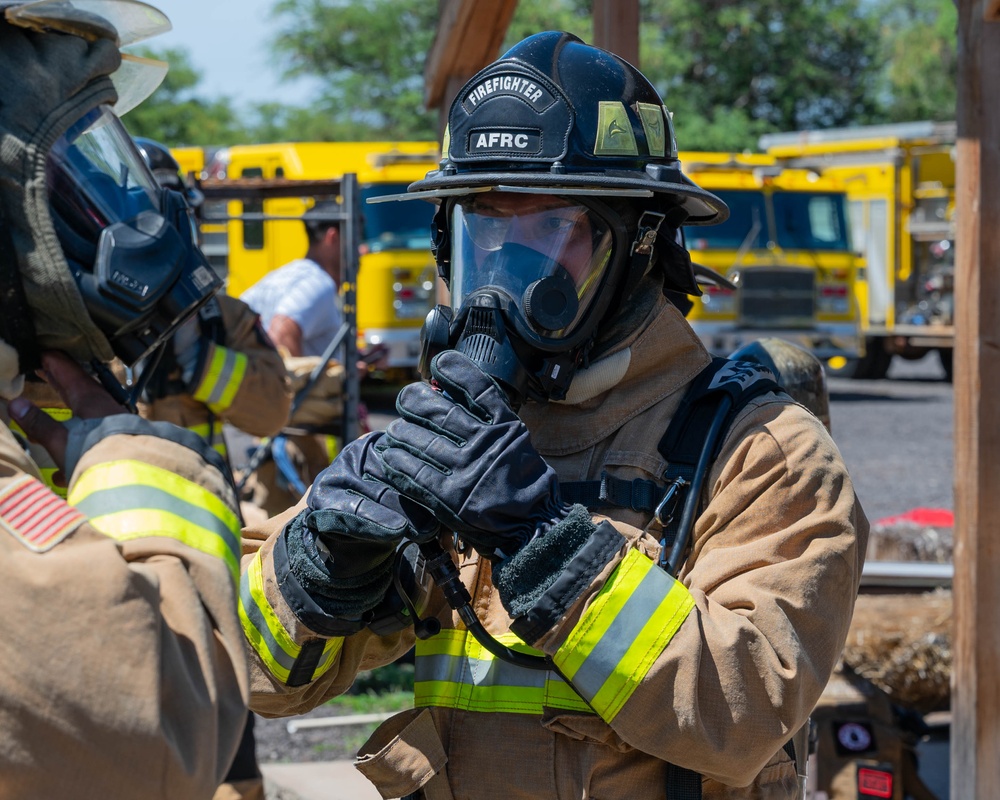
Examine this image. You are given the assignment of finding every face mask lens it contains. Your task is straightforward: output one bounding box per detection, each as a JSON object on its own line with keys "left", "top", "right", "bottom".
{"left": 462, "top": 204, "right": 591, "bottom": 252}
{"left": 48, "top": 105, "right": 161, "bottom": 232}
{"left": 451, "top": 194, "right": 614, "bottom": 341}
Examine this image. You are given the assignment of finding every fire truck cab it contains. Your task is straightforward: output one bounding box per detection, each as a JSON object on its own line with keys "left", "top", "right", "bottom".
{"left": 681, "top": 151, "right": 863, "bottom": 367}
{"left": 212, "top": 141, "right": 440, "bottom": 372}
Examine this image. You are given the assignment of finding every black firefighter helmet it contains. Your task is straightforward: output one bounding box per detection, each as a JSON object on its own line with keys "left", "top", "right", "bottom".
{"left": 387, "top": 32, "right": 730, "bottom": 403}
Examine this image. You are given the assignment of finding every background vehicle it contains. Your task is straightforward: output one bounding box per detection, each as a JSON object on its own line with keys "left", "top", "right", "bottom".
{"left": 680, "top": 151, "right": 863, "bottom": 367}
{"left": 206, "top": 141, "right": 441, "bottom": 373}
{"left": 760, "top": 122, "right": 957, "bottom": 380}
{"left": 170, "top": 145, "right": 230, "bottom": 276}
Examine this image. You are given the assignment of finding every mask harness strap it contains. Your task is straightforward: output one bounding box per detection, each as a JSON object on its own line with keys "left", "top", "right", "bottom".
{"left": 619, "top": 210, "right": 665, "bottom": 302}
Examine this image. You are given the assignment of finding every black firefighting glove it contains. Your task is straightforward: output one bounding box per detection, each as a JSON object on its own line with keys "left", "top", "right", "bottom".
{"left": 378, "top": 350, "right": 572, "bottom": 561}
{"left": 283, "top": 432, "right": 437, "bottom": 621}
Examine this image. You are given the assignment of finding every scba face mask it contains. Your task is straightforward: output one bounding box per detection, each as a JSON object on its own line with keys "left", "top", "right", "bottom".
{"left": 47, "top": 105, "right": 221, "bottom": 368}
{"left": 420, "top": 191, "right": 637, "bottom": 406}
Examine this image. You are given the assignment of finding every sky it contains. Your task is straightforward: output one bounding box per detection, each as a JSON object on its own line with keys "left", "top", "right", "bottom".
{"left": 152, "top": 0, "right": 320, "bottom": 111}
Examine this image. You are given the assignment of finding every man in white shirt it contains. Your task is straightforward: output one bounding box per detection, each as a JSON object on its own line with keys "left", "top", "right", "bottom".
{"left": 240, "top": 202, "right": 343, "bottom": 357}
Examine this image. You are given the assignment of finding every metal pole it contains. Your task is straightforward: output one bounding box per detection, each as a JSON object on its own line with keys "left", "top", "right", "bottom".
{"left": 341, "top": 173, "right": 361, "bottom": 445}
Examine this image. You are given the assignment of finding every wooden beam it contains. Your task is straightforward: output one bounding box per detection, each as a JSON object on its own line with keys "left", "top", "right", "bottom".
{"left": 951, "top": 2, "right": 1000, "bottom": 797}
{"left": 592, "top": 0, "right": 640, "bottom": 66}
{"left": 423, "top": 0, "right": 518, "bottom": 111}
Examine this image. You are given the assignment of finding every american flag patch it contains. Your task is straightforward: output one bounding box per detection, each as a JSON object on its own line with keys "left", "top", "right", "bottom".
{"left": 0, "top": 475, "right": 86, "bottom": 553}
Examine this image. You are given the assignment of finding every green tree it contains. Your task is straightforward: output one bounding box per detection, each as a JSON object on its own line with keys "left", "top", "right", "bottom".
{"left": 872, "top": 0, "right": 957, "bottom": 122}
{"left": 505, "top": 0, "right": 591, "bottom": 48}
{"left": 120, "top": 47, "right": 247, "bottom": 146}
{"left": 640, "top": 0, "right": 883, "bottom": 151}
{"left": 269, "top": 0, "right": 439, "bottom": 140}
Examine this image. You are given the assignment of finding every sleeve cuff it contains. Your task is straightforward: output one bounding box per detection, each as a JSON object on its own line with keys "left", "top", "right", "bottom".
{"left": 278, "top": 514, "right": 394, "bottom": 633}
{"left": 493, "top": 504, "right": 625, "bottom": 644}
{"left": 64, "top": 414, "right": 231, "bottom": 481}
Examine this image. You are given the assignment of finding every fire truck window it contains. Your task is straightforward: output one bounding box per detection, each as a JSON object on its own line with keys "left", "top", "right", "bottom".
{"left": 241, "top": 166, "right": 264, "bottom": 250}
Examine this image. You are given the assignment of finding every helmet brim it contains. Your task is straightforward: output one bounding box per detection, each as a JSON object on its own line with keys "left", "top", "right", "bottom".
{"left": 406, "top": 169, "right": 729, "bottom": 226}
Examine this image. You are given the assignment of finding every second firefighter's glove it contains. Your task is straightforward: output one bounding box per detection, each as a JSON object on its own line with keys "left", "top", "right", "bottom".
{"left": 379, "top": 350, "right": 571, "bottom": 560}
{"left": 284, "top": 432, "right": 437, "bottom": 621}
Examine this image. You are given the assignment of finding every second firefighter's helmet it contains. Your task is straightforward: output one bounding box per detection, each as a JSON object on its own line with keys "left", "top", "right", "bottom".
{"left": 390, "top": 32, "right": 732, "bottom": 404}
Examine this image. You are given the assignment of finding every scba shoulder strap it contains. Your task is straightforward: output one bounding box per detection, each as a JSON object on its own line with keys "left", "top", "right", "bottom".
{"left": 561, "top": 356, "right": 780, "bottom": 555}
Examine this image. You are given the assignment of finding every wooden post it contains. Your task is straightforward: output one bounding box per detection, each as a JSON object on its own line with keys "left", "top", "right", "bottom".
{"left": 423, "top": 0, "right": 518, "bottom": 124}
{"left": 592, "top": 0, "right": 640, "bottom": 65}
{"left": 952, "top": 2, "right": 1000, "bottom": 796}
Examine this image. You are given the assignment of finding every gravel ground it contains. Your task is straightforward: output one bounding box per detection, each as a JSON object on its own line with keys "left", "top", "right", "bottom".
{"left": 254, "top": 705, "right": 389, "bottom": 764}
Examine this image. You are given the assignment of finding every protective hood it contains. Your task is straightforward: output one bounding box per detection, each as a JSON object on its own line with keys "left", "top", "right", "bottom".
{"left": 0, "top": 0, "right": 174, "bottom": 370}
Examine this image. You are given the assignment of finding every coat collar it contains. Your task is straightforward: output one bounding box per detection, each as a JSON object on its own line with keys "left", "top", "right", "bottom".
{"left": 520, "top": 297, "right": 712, "bottom": 456}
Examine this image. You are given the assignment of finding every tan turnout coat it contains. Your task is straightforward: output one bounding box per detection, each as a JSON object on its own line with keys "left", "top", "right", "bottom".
{"left": 242, "top": 297, "right": 869, "bottom": 800}
{"left": 0, "top": 404, "right": 249, "bottom": 798}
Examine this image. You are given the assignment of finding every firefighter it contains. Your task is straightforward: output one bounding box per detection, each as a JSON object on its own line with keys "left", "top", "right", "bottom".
{"left": 240, "top": 32, "right": 869, "bottom": 799}
{"left": 0, "top": 2, "right": 247, "bottom": 796}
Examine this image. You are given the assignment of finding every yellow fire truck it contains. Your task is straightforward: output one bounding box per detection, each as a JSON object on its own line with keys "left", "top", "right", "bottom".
{"left": 761, "top": 122, "right": 957, "bottom": 380}
{"left": 680, "top": 151, "right": 863, "bottom": 365}
{"left": 169, "top": 145, "right": 230, "bottom": 277}
{"left": 171, "top": 145, "right": 204, "bottom": 180}
{"left": 207, "top": 141, "right": 441, "bottom": 371}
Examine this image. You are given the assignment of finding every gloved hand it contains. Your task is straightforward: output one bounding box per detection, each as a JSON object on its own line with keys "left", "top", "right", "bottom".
{"left": 379, "top": 350, "right": 570, "bottom": 561}
{"left": 284, "top": 432, "right": 437, "bottom": 620}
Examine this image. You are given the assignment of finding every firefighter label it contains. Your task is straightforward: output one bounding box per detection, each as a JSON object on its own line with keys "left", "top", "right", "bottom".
{"left": 467, "top": 129, "right": 541, "bottom": 155}
{"left": 462, "top": 73, "right": 555, "bottom": 114}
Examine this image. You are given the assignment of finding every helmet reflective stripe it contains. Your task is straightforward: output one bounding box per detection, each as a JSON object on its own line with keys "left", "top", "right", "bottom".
{"left": 414, "top": 628, "right": 592, "bottom": 714}
{"left": 68, "top": 458, "right": 243, "bottom": 582}
{"left": 240, "top": 550, "right": 344, "bottom": 684}
{"left": 595, "top": 101, "right": 639, "bottom": 157}
{"left": 636, "top": 103, "right": 670, "bottom": 158}
{"left": 553, "top": 549, "right": 694, "bottom": 722}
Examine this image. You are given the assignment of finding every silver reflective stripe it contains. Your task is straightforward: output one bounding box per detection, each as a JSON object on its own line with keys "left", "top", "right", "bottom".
{"left": 207, "top": 349, "right": 242, "bottom": 407}
{"left": 73, "top": 484, "right": 239, "bottom": 560}
{"left": 239, "top": 571, "right": 297, "bottom": 674}
{"left": 416, "top": 651, "right": 554, "bottom": 691}
{"left": 570, "top": 562, "right": 677, "bottom": 703}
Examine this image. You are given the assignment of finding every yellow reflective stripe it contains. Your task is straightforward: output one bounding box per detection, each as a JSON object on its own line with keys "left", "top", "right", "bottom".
{"left": 238, "top": 550, "right": 343, "bottom": 684}
{"left": 313, "top": 636, "right": 343, "bottom": 680}
{"left": 187, "top": 422, "right": 212, "bottom": 439}
{"left": 68, "top": 460, "right": 241, "bottom": 581}
{"left": 555, "top": 549, "right": 695, "bottom": 721}
{"left": 324, "top": 435, "right": 340, "bottom": 463}
{"left": 9, "top": 406, "right": 72, "bottom": 435}
{"left": 183, "top": 422, "right": 228, "bottom": 458}
{"left": 10, "top": 409, "right": 71, "bottom": 497}
{"left": 414, "top": 628, "right": 592, "bottom": 714}
{"left": 239, "top": 550, "right": 299, "bottom": 682}
{"left": 192, "top": 345, "right": 248, "bottom": 413}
